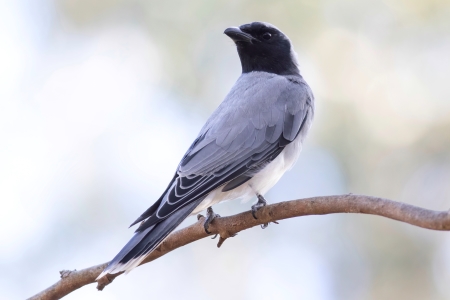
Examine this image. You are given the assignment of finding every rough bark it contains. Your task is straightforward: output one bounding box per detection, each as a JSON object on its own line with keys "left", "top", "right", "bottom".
{"left": 28, "top": 194, "right": 450, "bottom": 300}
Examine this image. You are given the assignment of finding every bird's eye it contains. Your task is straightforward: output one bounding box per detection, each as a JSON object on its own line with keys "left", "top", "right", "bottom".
{"left": 262, "top": 32, "right": 272, "bottom": 40}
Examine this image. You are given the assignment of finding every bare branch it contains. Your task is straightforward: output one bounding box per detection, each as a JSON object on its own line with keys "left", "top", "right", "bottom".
{"left": 28, "top": 194, "right": 450, "bottom": 300}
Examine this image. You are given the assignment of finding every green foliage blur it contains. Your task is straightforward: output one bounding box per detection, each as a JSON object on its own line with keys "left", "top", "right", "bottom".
{"left": 2, "top": 0, "right": 450, "bottom": 299}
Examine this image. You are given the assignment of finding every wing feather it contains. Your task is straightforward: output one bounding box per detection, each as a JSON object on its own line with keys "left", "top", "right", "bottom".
{"left": 135, "top": 73, "right": 313, "bottom": 232}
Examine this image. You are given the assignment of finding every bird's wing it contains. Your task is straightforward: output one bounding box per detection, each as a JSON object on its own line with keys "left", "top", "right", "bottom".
{"left": 98, "top": 74, "right": 313, "bottom": 278}
{"left": 133, "top": 74, "right": 314, "bottom": 231}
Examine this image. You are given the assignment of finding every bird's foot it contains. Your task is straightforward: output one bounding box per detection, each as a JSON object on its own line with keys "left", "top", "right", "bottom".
{"left": 251, "top": 194, "right": 267, "bottom": 219}
{"left": 203, "top": 207, "right": 220, "bottom": 235}
{"left": 60, "top": 269, "right": 76, "bottom": 279}
{"left": 252, "top": 194, "right": 278, "bottom": 229}
{"left": 260, "top": 220, "right": 279, "bottom": 229}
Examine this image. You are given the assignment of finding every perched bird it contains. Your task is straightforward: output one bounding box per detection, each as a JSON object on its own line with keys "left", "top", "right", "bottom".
{"left": 97, "top": 21, "right": 314, "bottom": 279}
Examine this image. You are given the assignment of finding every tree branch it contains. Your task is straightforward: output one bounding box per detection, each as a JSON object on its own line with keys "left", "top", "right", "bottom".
{"left": 28, "top": 194, "right": 450, "bottom": 300}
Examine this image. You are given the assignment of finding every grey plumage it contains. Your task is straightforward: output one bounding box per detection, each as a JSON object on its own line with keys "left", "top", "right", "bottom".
{"left": 181, "top": 74, "right": 311, "bottom": 175}
{"left": 97, "top": 21, "right": 314, "bottom": 279}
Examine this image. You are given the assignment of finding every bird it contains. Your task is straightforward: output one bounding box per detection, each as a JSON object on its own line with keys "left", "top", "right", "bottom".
{"left": 97, "top": 21, "right": 314, "bottom": 279}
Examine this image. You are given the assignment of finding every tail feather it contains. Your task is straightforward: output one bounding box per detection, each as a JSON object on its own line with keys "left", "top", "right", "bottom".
{"left": 97, "top": 199, "right": 202, "bottom": 280}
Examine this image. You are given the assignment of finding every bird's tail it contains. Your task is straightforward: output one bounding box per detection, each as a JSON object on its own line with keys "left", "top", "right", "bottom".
{"left": 96, "top": 199, "right": 201, "bottom": 280}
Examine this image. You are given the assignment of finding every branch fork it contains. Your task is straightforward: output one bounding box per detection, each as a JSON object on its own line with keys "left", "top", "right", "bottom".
{"left": 28, "top": 194, "right": 450, "bottom": 300}
{"left": 197, "top": 213, "right": 237, "bottom": 247}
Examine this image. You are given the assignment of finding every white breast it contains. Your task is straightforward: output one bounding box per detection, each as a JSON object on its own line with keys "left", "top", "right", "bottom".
{"left": 191, "top": 106, "right": 313, "bottom": 215}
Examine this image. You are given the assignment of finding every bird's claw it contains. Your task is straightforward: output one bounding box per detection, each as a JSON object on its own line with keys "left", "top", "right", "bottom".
{"left": 260, "top": 220, "right": 279, "bottom": 229}
{"left": 251, "top": 194, "right": 267, "bottom": 219}
{"left": 204, "top": 207, "right": 220, "bottom": 234}
{"left": 251, "top": 194, "right": 278, "bottom": 229}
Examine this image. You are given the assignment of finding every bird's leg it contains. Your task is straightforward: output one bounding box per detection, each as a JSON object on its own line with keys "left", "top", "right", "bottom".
{"left": 203, "top": 206, "right": 220, "bottom": 235}
{"left": 252, "top": 194, "right": 278, "bottom": 229}
{"left": 251, "top": 194, "right": 267, "bottom": 219}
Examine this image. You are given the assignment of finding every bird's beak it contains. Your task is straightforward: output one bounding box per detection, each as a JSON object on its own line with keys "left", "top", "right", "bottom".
{"left": 224, "top": 27, "right": 259, "bottom": 44}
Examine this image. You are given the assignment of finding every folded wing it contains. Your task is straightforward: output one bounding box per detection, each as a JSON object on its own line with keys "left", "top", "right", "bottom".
{"left": 99, "top": 74, "right": 313, "bottom": 277}
{"left": 133, "top": 74, "right": 313, "bottom": 231}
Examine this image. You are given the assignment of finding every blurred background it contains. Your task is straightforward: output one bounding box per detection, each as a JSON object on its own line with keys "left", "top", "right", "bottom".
{"left": 1, "top": 0, "right": 450, "bottom": 299}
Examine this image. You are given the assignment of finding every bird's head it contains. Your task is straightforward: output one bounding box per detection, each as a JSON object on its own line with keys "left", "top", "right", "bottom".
{"left": 224, "top": 22, "right": 300, "bottom": 76}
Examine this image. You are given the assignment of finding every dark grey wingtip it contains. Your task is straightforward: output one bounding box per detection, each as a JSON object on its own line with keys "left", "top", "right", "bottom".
{"left": 129, "top": 217, "right": 144, "bottom": 228}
